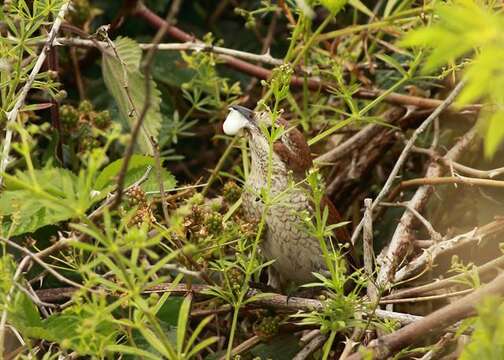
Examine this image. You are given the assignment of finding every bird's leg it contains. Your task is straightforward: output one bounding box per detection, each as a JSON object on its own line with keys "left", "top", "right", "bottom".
{"left": 267, "top": 266, "right": 284, "bottom": 290}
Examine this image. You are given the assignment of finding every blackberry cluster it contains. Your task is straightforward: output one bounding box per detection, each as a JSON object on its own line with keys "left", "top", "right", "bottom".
{"left": 223, "top": 181, "right": 241, "bottom": 204}
{"left": 60, "top": 105, "right": 79, "bottom": 130}
{"left": 125, "top": 186, "right": 147, "bottom": 208}
{"left": 205, "top": 212, "right": 223, "bottom": 236}
{"left": 58, "top": 100, "right": 112, "bottom": 154}
{"left": 58, "top": 101, "right": 112, "bottom": 133}
{"left": 254, "top": 316, "right": 279, "bottom": 340}
{"left": 228, "top": 267, "right": 244, "bottom": 294}
{"left": 125, "top": 186, "right": 153, "bottom": 227}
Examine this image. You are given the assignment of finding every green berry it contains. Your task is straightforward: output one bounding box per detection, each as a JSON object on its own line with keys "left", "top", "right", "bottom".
{"left": 254, "top": 316, "right": 279, "bottom": 340}
{"left": 228, "top": 267, "right": 243, "bottom": 294}
{"left": 205, "top": 212, "right": 223, "bottom": 235}
{"left": 60, "top": 105, "right": 79, "bottom": 128}
{"left": 78, "top": 99, "right": 93, "bottom": 113}
{"left": 54, "top": 90, "right": 67, "bottom": 101}
{"left": 93, "top": 110, "right": 111, "bottom": 129}
{"left": 223, "top": 181, "right": 241, "bottom": 203}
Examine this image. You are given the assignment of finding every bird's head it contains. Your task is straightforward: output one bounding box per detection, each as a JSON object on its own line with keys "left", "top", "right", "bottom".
{"left": 223, "top": 105, "right": 312, "bottom": 176}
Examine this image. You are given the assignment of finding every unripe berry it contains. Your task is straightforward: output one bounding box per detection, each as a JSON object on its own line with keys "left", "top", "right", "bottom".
{"left": 60, "top": 105, "right": 79, "bottom": 129}
{"left": 93, "top": 110, "right": 111, "bottom": 129}
{"left": 254, "top": 316, "right": 279, "bottom": 340}
{"left": 223, "top": 181, "right": 241, "bottom": 203}
{"left": 78, "top": 99, "right": 93, "bottom": 113}
{"left": 205, "top": 212, "right": 223, "bottom": 235}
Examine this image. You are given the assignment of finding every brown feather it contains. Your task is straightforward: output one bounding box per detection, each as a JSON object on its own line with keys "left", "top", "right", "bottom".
{"left": 321, "top": 195, "right": 361, "bottom": 268}
{"left": 273, "top": 118, "right": 312, "bottom": 174}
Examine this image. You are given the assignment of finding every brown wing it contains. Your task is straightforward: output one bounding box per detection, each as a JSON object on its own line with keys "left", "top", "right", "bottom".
{"left": 273, "top": 118, "right": 312, "bottom": 174}
{"left": 273, "top": 117, "right": 360, "bottom": 267}
{"left": 321, "top": 195, "right": 361, "bottom": 268}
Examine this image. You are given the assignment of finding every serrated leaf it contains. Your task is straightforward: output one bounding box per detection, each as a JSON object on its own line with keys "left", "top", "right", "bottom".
{"left": 9, "top": 292, "right": 42, "bottom": 330}
{"left": 93, "top": 155, "right": 176, "bottom": 193}
{"left": 102, "top": 37, "right": 162, "bottom": 154}
{"left": 0, "top": 168, "right": 97, "bottom": 236}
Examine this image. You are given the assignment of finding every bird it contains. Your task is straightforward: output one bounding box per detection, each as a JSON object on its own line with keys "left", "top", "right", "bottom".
{"left": 223, "top": 105, "right": 355, "bottom": 290}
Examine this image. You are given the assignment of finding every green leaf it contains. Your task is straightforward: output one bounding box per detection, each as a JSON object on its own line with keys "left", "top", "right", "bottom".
{"left": 106, "top": 345, "right": 161, "bottom": 360}
{"left": 484, "top": 110, "right": 504, "bottom": 158}
{"left": 186, "top": 336, "right": 219, "bottom": 359}
{"left": 320, "top": 0, "right": 347, "bottom": 14}
{"left": 155, "top": 296, "right": 183, "bottom": 326}
{"left": 0, "top": 168, "right": 96, "bottom": 236}
{"left": 376, "top": 54, "right": 406, "bottom": 76}
{"left": 102, "top": 37, "right": 163, "bottom": 154}
{"left": 9, "top": 292, "right": 42, "bottom": 330}
{"left": 94, "top": 155, "right": 176, "bottom": 193}
{"left": 176, "top": 295, "right": 191, "bottom": 354}
{"left": 348, "top": 0, "right": 373, "bottom": 18}
{"left": 184, "top": 315, "right": 214, "bottom": 354}
{"left": 384, "top": 0, "right": 400, "bottom": 17}
{"left": 138, "top": 325, "right": 172, "bottom": 358}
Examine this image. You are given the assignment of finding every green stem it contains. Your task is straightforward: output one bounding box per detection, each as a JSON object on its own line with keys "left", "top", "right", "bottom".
{"left": 202, "top": 136, "right": 238, "bottom": 196}
{"left": 322, "top": 330, "right": 337, "bottom": 360}
{"left": 292, "top": 15, "right": 333, "bottom": 67}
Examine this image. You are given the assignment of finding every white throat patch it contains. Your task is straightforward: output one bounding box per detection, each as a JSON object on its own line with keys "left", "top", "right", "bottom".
{"left": 223, "top": 108, "right": 249, "bottom": 135}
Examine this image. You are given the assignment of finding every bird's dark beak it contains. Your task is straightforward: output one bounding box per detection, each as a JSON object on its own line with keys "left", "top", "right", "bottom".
{"left": 229, "top": 105, "right": 254, "bottom": 123}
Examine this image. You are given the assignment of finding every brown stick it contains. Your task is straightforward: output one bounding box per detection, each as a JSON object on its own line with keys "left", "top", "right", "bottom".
{"left": 398, "top": 176, "right": 504, "bottom": 190}
{"left": 346, "top": 272, "right": 504, "bottom": 360}
{"left": 376, "top": 125, "right": 478, "bottom": 288}
{"left": 132, "top": 4, "right": 480, "bottom": 112}
{"left": 383, "top": 254, "right": 504, "bottom": 301}
{"left": 394, "top": 218, "right": 504, "bottom": 283}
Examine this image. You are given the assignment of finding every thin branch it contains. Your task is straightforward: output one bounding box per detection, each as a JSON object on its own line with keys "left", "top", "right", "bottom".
{"left": 380, "top": 202, "right": 442, "bottom": 242}
{"left": 52, "top": 37, "right": 284, "bottom": 65}
{"left": 132, "top": 4, "right": 481, "bottom": 112}
{"left": 363, "top": 198, "right": 378, "bottom": 301}
{"left": 346, "top": 272, "right": 504, "bottom": 360}
{"left": 315, "top": 107, "right": 404, "bottom": 164}
{"left": 394, "top": 218, "right": 504, "bottom": 283}
{"left": 398, "top": 175, "right": 504, "bottom": 190}
{"left": 35, "top": 283, "right": 425, "bottom": 326}
{"left": 379, "top": 289, "right": 473, "bottom": 304}
{"left": 0, "top": 256, "right": 30, "bottom": 356}
{"left": 218, "top": 335, "right": 261, "bottom": 360}
{"left": 376, "top": 122, "right": 478, "bottom": 288}
{"left": 351, "top": 80, "right": 466, "bottom": 247}
{"left": 0, "top": 1, "right": 70, "bottom": 187}
{"left": 0, "top": 237, "right": 86, "bottom": 290}
{"left": 293, "top": 333, "right": 327, "bottom": 360}
{"left": 383, "top": 254, "right": 504, "bottom": 301}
